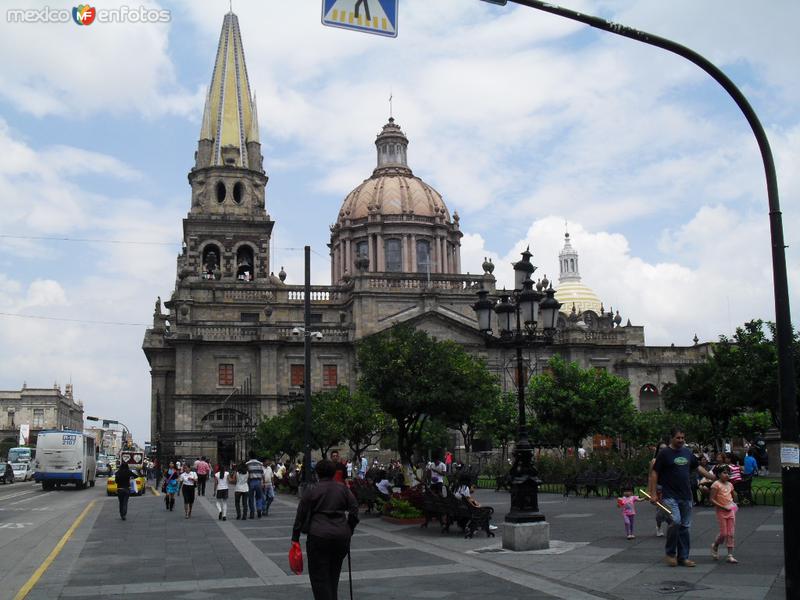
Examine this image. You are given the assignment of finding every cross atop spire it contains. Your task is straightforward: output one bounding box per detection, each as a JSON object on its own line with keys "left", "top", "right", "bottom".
{"left": 197, "top": 11, "right": 260, "bottom": 169}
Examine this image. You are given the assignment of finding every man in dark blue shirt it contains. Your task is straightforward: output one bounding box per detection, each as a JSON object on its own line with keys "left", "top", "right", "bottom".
{"left": 648, "top": 426, "right": 715, "bottom": 567}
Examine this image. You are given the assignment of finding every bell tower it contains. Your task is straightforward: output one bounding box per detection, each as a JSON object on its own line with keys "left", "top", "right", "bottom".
{"left": 180, "top": 10, "right": 273, "bottom": 282}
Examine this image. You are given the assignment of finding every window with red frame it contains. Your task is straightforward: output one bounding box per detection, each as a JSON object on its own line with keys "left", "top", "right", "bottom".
{"left": 218, "top": 364, "right": 234, "bottom": 386}
{"left": 323, "top": 365, "right": 338, "bottom": 387}
{"left": 290, "top": 364, "right": 304, "bottom": 387}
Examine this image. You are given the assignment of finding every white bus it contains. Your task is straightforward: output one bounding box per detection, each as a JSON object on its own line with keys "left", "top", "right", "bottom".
{"left": 33, "top": 430, "right": 96, "bottom": 490}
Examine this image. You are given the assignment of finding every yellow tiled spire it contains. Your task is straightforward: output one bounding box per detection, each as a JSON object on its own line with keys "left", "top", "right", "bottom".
{"left": 200, "top": 11, "right": 258, "bottom": 167}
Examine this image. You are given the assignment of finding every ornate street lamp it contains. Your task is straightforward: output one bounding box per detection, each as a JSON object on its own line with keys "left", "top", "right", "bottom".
{"left": 472, "top": 246, "right": 561, "bottom": 549}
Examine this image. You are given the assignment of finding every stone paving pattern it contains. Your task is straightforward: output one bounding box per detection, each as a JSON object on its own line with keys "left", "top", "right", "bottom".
{"left": 28, "top": 486, "right": 786, "bottom": 599}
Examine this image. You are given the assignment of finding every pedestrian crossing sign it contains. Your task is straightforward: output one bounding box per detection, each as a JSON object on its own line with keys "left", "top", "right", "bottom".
{"left": 322, "top": 0, "right": 398, "bottom": 38}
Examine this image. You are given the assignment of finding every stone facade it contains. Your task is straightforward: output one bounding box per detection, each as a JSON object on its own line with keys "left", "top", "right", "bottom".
{"left": 143, "top": 11, "right": 712, "bottom": 465}
{"left": 0, "top": 384, "right": 84, "bottom": 448}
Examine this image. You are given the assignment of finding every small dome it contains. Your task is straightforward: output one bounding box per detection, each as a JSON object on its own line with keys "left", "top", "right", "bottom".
{"left": 555, "top": 280, "right": 602, "bottom": 314}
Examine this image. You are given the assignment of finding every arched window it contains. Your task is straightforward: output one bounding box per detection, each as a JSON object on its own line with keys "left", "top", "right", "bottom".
{"left": 416, "top": 239, "right": 431, "bottom": 272}
{"left": 200, "top": 408, "right": 250, "bottom": 432}
{"left": 385, "top": 238, "right": 402, "bottom": 272}
{"left": 570, "top": 258, "right": 575, "bottom": 271}
{"left": 202, "top": 244, "right": 221, "bottom": 279}
{"left": 356, "top": 241, "right": 368, "bottom": 259}
{"left": 639, "top": 383, "right": 660, "bottom": 412}
{"left": 232, "top": 182, "right": 244, "bottom": 204}
{"left": 215, "top": 181, "right": 226, "bottom": 203}
{"left": 236, "top": 245, "right": 255, "bottom": 281}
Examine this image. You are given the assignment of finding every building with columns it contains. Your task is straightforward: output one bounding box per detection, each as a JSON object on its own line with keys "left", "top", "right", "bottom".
{"left": 143, "top": 11, "right": 711, "bottom": 464}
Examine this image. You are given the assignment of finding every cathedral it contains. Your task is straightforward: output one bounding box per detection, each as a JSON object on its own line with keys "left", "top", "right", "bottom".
{"left": 143, "top": 12, "right": 711, "bottom": 464}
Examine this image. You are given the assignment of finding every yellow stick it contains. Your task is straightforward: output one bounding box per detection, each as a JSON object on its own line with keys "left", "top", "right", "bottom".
{"left": 638, "top": 489, "right": 672, "bottom": 516}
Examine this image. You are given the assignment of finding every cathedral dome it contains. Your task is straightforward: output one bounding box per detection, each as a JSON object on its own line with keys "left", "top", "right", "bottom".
{"left": 554, "top": 231, "right": 602, "bottom": 314}
{"left": 555, "top": 280, "right": 603, "bottom": 314}
{"left": 329, "top": 117, "right": 462, "bottom": 282}
{"left": 337, "top": 173, "right": 450, "bottom": 224}
{"left": 336, "top": 118, "right": 450, "bottom": 225}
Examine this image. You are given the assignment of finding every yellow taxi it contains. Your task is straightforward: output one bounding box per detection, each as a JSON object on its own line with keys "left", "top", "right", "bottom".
{"left": 106, "top": 468, "right": 147, "bottom": 496}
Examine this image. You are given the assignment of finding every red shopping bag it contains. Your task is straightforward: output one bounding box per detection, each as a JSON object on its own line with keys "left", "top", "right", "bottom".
{"left": 288, "top": 541, "right": 303, "bottom": 575}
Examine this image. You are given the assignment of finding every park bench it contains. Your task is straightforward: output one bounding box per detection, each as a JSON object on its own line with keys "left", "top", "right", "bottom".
{"left": 420, "top": 490, "right": 495, "bottom": 538}
{"left": 564, "top": 471, "right": 600, "bottom": 497}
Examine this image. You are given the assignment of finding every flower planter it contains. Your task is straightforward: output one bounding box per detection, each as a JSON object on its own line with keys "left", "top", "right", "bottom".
{"left": 381, "top": 515, "right": 426, "bottom": 525}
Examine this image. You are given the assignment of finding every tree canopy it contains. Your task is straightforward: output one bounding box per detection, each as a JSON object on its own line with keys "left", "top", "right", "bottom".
{"left": 357, "top": 324, "right": 497, "bottom": 464}
{"left": 527, "top": 355, "right": 635, "bottom": 451}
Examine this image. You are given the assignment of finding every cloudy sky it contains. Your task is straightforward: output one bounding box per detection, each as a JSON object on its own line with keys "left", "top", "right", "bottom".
{"left": 1, "top": 0, "right": 798, "bottom": 445}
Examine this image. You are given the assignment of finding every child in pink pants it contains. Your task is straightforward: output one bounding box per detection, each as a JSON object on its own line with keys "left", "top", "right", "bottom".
{"left": 617, "top": 487, "right": 643, "bottom": 539}
{"left": 710, "top": 466, "right": 738, "bottom": 563}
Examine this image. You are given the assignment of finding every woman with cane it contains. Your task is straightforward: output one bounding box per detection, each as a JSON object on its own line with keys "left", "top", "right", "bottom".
{"left": 291, "top": 459, "right": 359, "bottom": 600}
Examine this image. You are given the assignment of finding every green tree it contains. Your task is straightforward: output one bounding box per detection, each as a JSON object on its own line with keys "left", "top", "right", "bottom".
{"left": 474, "top": 391, "right": 518, "bottom": 461}
{"left": 254, "top": 410, "right": 302, "bottom": 461}
{"left": 440, "top": 344, "right": 500, "bottom": 454}
{"left": 254, "top": 388, "right": 346, "bottom": 460}
{"left": 527, "top": 356, "right": 635, "bottom": 454}
{"left": 666, "top": 319, "right": 800, "bottom": 440}
{"left": 357, "top": 324, "right": 496, "bottom": 465}
{"left": 338, "top": 387, "right": 388, "bottom": 460}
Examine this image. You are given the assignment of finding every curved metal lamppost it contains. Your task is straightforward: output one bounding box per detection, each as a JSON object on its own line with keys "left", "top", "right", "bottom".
{"left": 472, "top": 246, "right": 561, "bottom": 524}
{"left": 480, "top": 1, "right": 798, "bottom": 592}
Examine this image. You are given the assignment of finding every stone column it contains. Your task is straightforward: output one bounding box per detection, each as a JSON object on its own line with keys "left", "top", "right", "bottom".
{"left": 376, "top": 233, "right": 384, "bottom": 272}
{"left": 369, "top": 235, "right": 376, "bottom": 273}
{"left": 410, "top": 234, "right": 417, "bottom": 273}
{"left": 345, "top": 238, "right": 351, "bottom": 276}
{"left": 455, "top": 241, "right": 461, "bottom": 274}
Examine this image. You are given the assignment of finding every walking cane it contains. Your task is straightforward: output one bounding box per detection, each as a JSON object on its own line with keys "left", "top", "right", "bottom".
{"left": 348, "top": 545, "right": 353, "bottom": 600}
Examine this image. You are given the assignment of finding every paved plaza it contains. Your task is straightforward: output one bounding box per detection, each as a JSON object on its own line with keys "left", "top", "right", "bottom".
{"left": 19, "top": 486, "right": 787, "bottom": 600}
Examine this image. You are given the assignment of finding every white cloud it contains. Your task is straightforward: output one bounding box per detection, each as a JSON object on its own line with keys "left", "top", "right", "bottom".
{"left": 463, "top": 203, "right": 797, "bottom": 347}
{"left": 0, "top": 0, "right": 199, "bottom": 118}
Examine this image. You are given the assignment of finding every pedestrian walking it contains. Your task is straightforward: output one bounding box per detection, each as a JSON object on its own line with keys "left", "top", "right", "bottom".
{"left": 245, "top": 451, "right": 265, "bottom": 519}
{"left": 291, "top": 459, "right": 359, "bottom": 600}
{"left": 330, "top": 450, "right": 347, "bottom": 483}
{"left": 214, "top": 463, "right": 230, "bottom": 521}
{"left": 262, "top": 459, "right": 275, "bottom": 516}
{"left": 710, "top": 466, "right": 739, "bottom": 563}
{"left": 179, "top": 464, "right": 198, "bottom": 519}
{"left": 195, "top": 456, "right": 210, "bottom": 496}
{"left": 616, "top": 487, "right": 643, "bottom": 540}
{"left": 649, "top": 443, "right": 672, "bottom": 536}
{"left": 114, "top": 462, "right": 133, "bottom": 521}
{"left": 234, "top": 461, "right": 249, "bottom": 519}
{"left": 648, "top": 426, "right": 716, "bottom": 567}
{"left": 163, "top": 462, "right": 179, "bottom": 511}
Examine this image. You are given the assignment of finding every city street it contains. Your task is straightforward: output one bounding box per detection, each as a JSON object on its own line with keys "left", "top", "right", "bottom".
{"left": 1, "top": 485, "right": 786, "bottom": 600}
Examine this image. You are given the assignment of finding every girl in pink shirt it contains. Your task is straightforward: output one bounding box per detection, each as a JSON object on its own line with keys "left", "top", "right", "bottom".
{"left": 617, "top": 487, "right": 643, "bottom": 539}
{"left": 710, "top": 466, "right": 738, "bottom": 563}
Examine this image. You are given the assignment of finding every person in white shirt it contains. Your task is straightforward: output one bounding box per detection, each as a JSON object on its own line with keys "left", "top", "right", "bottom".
{"left": 375, "top": 472, "right": 392, "bottom": 500}
{"left": 346, "top": 460, "right": 353, "bottom": 478}
{"left": 178, "top": 464, "right": 198, "bottom": 519}
{"left": 430, "top": 458, "right": 446, "bottom": 496}
{"left": 233, "top": 462, "right": 250, "bottom": 520}
{"left": 262, "top": 460, "right": 275, "bottom": 516}
{"left": 214, "top": 464, "right": 230, "bottom": 521}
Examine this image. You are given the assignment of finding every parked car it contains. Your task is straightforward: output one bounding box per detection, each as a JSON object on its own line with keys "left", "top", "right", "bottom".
{"left": 106, "top": 468, "right": 146, "bottom": 496}
{"left": 11, "top": 462, "right": 33, "bottom": 481}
